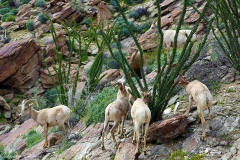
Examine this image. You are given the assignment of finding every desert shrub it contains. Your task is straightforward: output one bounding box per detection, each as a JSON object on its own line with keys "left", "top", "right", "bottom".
{"left": 85, "top": 87, "right": 117, "bottom": 126}
{"left": 5, "top": 15, "right": 15, "bottom": 22}
{"left": 57, "top": 139, "right": 73, "bottom": 154}
{"left": 169, "top": 150, "right": 206, "bottom": 160}
{"left": 81, "top": 17, "right": 92, "bottom": 26}
{"left": 26, "top": 20, "right": 35, "bottom": 31}
{"left": 0, "top": 7, "right": 10, "bottom": 15}
{"left": 135, "top": 7, "right": 148, "bottom": 16}
{"left": 38, "top": 12, "right": 48, "bottom": 23}
{"left": 8, "top": 0, "right": 15, "bottom": 6}
{"left": 0, "top": 143, "right": 16, "bottom": 159}
{"left": 35, "top": 0, "right": 45, "bottom": 7}
{"left": 1, "top": 12, "right": 14, "bottom": 22}
{"left": 22, "top": 0, "right": 31, "bottom": 4}
{"left": 128, "top": 10, "right": 139, "bottom": 19}
{"left": 125, "top": 0, "right": 134, "bottom": 4}
{"left": 43, "top": 88, "right": 58, "bottom": 108}
{"left": 22, "top": 129, "right": 43, "bottom": 149}
{"left": 10, "top": 9, "right": 18, "bottom": 15}
{"left": 136, "top": 23, "right": 151, "bottom": 33}
{"left": 114, "top": 17, "right": 136, "bottom": 37}
{"left": 104, "top": 50, "right": 128, "bottom": 69}
{"left": 2, "top": 1, "right": 8, "bottom": 6}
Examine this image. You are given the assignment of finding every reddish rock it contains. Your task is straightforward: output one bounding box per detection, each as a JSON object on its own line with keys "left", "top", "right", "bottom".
{"left": 185, "top": 11, "right": 200, "bottom": 24}
{"left": 0, "top": 119, "right": 38, "bottom": 146}
{"left": 115, "top": 142, "right": 136, "bottom": 160}
{"left": 1, "top": 22, "right": 14, "bottom": 29}
{"left": 171, "top": 5, "right": 183, "bottom": 18}
{"left": 182, "top": 134, "right": 201, "bottom": 152}
{"left": 0, "top": 96, "right": 11, "bottom": 110}
{"left": 0, "top": 39, "right": 41, "bottom": 92}
{"left": 160, "top": 0, "right": 176, "bottom": 9}
{"left": 196, "top": 22, "right": 204, "bottom": 34}
{"left": 52, "top": 3, "right": 85, "bottom": 23}
{"left": 17, "top": 4, "right": 33, "bottom": 17}
{"left": 98, "top": 69, "right": 121, "bottom": 85}
{"left": 161, "top": 15, "right": 172, "bottom": 27}
{"left": 147, "top": 114, "right": 188, "bottom": 143}
{"left": 60, "top": 123, "right": 104, "bottom": 159}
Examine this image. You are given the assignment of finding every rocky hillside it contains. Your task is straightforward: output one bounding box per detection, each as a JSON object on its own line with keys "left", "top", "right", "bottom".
{"left": 0, "top": 0, "right": 240, "bottom": 159}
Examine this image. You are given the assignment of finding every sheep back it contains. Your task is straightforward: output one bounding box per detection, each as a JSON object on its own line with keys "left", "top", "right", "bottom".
{"left": 105, "top": 97, "right": 130, "bottom": 122}
{"left": 186, "top": 80, "right": 213, "bottom": 107}
{"left": 37, "top": 105, "right": 72, "bottom": 127}
{"left": 131, "top": 98, "right": 151, "bottom": 124}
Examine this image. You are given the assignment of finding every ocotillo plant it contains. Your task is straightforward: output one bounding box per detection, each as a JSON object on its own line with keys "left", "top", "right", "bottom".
{"left": 210, "top": 0, "right": 240, "bottom": 71}
{"left": 43, "top": 19, "right": 104, "bottom": 110}
{"left": 101, "top": 0, "right": 213, "bottom": 121}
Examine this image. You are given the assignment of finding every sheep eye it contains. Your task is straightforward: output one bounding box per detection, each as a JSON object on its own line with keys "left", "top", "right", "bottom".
{"left": 24, "top": 108, "right": 27, "bottom": 111}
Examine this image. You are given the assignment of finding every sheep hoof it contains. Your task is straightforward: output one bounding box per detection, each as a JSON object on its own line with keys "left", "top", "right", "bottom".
{"left": 200, "top": 135, "right": 205, "bottom": 141}
{"left": 209, "top": 126, "right": 212, "bottom": 130}
{"left": 132, "top": 140, "right": 136, "bottom": 144}
{"left": 144, "top": 151, "right": 146, "bottom": 155}
{"left": 102, "top": 146, "right": 105, "bottom": 150}
{"left": 43, "top": 144, "right": 48, "bottom": 148}
{"left": 183, "top": 113, "right": 189, "bottom": 117}
{"left": 134, "top": 150, "right": 139, "bottom": 156}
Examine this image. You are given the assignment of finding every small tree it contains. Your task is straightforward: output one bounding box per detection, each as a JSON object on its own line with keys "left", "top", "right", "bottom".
{"left": 45, "top": 18, "right": 105, "bottom": 120}
{"left": 210, "top": 0, "right": 240, "bottom": 71}
{"left": 101, "top": 0, "right": 213, "bottom": 122}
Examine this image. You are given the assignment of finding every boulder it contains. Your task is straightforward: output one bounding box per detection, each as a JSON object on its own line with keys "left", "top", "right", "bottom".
{"left": 147, "top": 114, "right": 188, "bottom": 143}
{"left": 52, "top": 3, "right": 85, "bottom": 23}
{"left": 115, "top": 142, "right": 136, "bottom": 160}
{"left": 0, "top": 96, "right": 11, "bottom": 110}
{"left": 0, "top": 39, "right": 41, "bottom": 92}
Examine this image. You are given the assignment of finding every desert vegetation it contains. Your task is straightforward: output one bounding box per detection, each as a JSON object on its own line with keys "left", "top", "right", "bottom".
{"left": 1, "top": 0, "right": 240, "bottom": 159}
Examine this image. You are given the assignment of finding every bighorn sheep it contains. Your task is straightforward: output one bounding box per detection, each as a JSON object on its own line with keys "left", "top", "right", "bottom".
{"left": 174, "top": 74, "right": 213, "bottom": 140}
{"left": 102, "top": 81, "right": 131, "bottom": 150}
{"left": 131, "top": 91, "right": 152, "bottom": 155}
{"left": 128, "top": 50, "right": 145, "bottom": 78}
{"left": 117, "top": 76, "right": 135, "bottom": 104}
{"left": 146, "top": 19, "right": 197, "bottom": 62}
{"left": 19, "top": 99, "right": 72, "bottom": 148}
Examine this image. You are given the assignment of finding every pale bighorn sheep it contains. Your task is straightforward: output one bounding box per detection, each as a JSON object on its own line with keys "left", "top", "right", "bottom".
{"left": 174, "top": 74, "right": 213, "bottom": 140}
{"left": 101, "top": 80, "right": 131, "bottom": 150}
{"left": 116, "top": 75, "right": 135, "bottom": 104}
{"left": 146, "top": 19, "right": 197, "bottom": 62}
{"left": 131, "top": 91, "right": 152, "bottom": 155}
{"left": 19, "top": 99, "right": 72, "bottom": 148}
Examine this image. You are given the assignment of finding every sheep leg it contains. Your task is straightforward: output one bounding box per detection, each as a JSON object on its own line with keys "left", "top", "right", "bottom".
{"left": 141, "top": 124, "right": 145, "bottom": 136}
{"left": 59, "top": 123, "right": 66, "bottom": 136}
{"left": 134, "top": 122, "right": 140, "bottom": 155}
{"left": 132, "top": 119, "right": 136, "bottom": 144}
{"left": 64, "top": 121, "right": 71, "bottom": 133}
{"left": 132, "top": 118, "right": 136, "bottom": 144}
{"left": 198, "top": 107, "right": 206, "bottom": 141}
{"left": 110, "top": 121, "right": 120, "bottom": 148}
{"left": 184, "top": 95, "right": 193, "bottom": 117}
{"left": 208, "top": 105, "right": 213, "bottom": 129}
{"left": 102, "top": 120, "right": 109, "bottom": 150}
{"left": 43, "top": 124, "right": 48, "bottom": 148}
{"left": 120, "top": 116, "right": 125, "bottom": 138}
{"left": 143, "top": 123, "right": 149, "bottom": 155}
